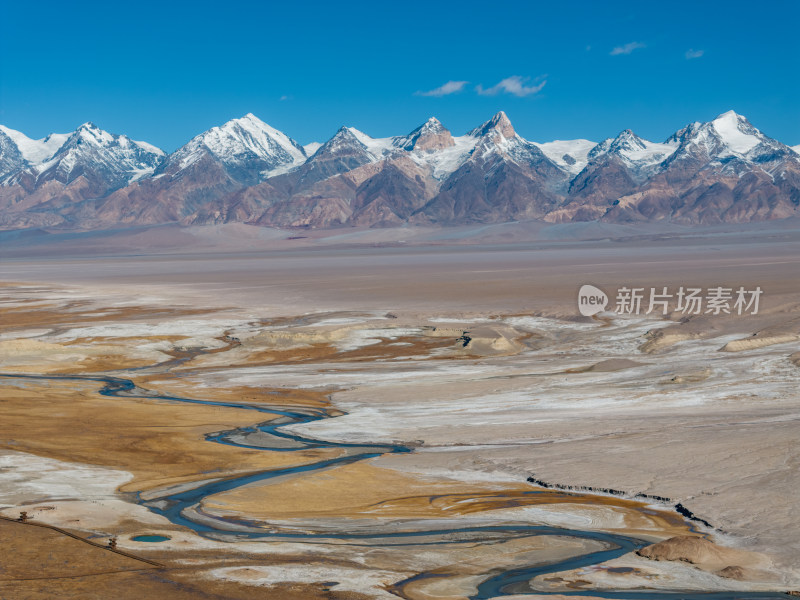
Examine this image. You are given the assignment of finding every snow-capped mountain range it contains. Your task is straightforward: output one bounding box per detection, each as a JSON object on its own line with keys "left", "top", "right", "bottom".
{"left": 0, "top": 110, "right": 798, "bottom": 230}
{"left": 0, "top": 123, "right": 163, "bottom": 189}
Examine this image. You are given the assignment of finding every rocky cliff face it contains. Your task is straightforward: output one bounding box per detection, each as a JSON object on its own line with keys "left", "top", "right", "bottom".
{"left": 395, "top": 117, "right": 455, "bottom": 151}
{"left": 1, "top": 110, "right": 798, "bottom": 230}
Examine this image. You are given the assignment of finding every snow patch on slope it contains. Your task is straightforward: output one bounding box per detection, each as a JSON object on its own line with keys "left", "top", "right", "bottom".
{"left": 410, "top": 135, "right": 478, "bottom": 179}
{"left": 0, "top": 125, "right": 69, "bottom": 164}
{"left": 534, "top": 139, "right": 597, "bottom": 174}
{"left": 132, "top": 139, "right": 166, "bottom": 156}
{"left": 588, "top": 130, "right": 678, "bottom": 180}
{"left": 303, "top": 141, "right": 322, "bottom": 156}
{"left": 622, "top": 139, "right": 677, "bottom": 164}
{"left": 347, "top": 128, "right": 397, "bottom": 161}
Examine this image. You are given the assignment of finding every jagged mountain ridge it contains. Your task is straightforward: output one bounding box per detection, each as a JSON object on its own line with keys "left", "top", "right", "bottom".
{"left": 0, "top": 110, "right": 798, "bottom": 230}
{"left": 1, "top": 123, "right": 163, "bottom": 189}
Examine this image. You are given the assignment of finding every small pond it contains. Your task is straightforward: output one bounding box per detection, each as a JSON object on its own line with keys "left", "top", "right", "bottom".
{"left": 131, "top": 534, "right": 170, "bottom": 542}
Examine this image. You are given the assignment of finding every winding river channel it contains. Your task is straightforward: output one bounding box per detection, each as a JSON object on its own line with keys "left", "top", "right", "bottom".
{"left": 0, "top": 372, "right": 791, "bottom": 600}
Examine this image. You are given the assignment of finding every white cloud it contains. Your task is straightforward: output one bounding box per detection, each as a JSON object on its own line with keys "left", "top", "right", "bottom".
{"left": 415, "top": 80, "right": 469, "bottom": 97}
{"left": 685, "top": 49, "right": 704, "bottom": 59}
{"left": 610, "top": 41, "right": 646, "bottom": 56}
{"left": 476, "top": 75, "right": 546, "bottom": 98}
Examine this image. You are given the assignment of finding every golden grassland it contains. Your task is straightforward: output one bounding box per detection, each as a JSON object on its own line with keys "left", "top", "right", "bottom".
{"left": 201, "top": 460, "right": 693, "bottom": 538}
{"left": 0, "top": 380, "right": 339, "bottom": 493}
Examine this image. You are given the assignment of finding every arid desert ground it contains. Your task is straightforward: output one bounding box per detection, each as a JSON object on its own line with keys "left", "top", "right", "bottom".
{"left": 1, "top": 221, "right": 799, "bottom": 599}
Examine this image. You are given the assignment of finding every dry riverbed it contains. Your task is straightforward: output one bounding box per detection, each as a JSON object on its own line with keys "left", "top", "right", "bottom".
{"left": 1, "top": 225, "right": 799, "bottom": 598}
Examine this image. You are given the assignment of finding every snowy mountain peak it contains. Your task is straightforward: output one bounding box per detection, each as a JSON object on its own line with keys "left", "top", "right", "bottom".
{"left": 43, "top": 123, "right": 165, "bottom": 185}
{"left": 608, "top": 129, "right": 648, "bottom": 153}
{"left": 615, "top": 130, "right": 675, "bottom": 163}
{"left": 664, "top": 122, "right": 702, "bottom": 145}
{"left": 618, "top": 128, "right": 639, "bottom": 140}
{"left": 314, "top": 127, "right": 375, "bottom": 159}
{"left": 292, "top": 126, "right": 398, "bottom": 188}
{"left": 586, "top": 129, "right": 677, "bottom": 180}
{"left": 321, "top": 126, "right": 365, "bottom": 151}
{"left": 396, "top": 117, "right": 455, "bottom": 151}
{"left": 665, "top": 110, "right": 792, "bottom": 168}
{"left": 207, "top": 113, "right": 306, "bottom": 161}
{"left": 707, "top": 110, "right": 762, "bottom": 155}
{"left": 169, "top": 113, "right": 307, "bottom": 181}
{"left": 714, "top": 109, "right": 745, "bottom": 122}
{"left": 470, "top": 111, "right": 515, "bottom": 139}
{"left": 418, "top": 116, "right": 445, "bottom": 133}
{"left": 459, "top": 112, "right": 568, "bottom": 179}
{"left": 71, "top": 122, "right": 117, "bottom": 147}
{"left": 216, "top": 113, "right": 293, "bottom": 143}
{"left": 57, "top": 123, "right": 164, "bottom": 158}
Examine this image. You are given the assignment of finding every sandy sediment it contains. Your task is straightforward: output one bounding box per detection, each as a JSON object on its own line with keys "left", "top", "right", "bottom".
{"left": 640, "top": 330, "right": 699, "bottom": 353}
{"left": 720, "top": 334, "right": 798, "bottom": 351}
{"left": 637, "top": 536, "right": 772, "bottom": 580}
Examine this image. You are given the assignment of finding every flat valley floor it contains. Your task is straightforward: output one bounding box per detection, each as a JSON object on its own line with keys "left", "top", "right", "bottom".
{"left": 0, "top": 221, "right": 799, "bottom": 599}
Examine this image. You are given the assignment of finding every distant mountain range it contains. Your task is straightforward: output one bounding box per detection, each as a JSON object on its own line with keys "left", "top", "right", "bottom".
{"left": 1, "top": 111, "right": 798, "bottom": 230}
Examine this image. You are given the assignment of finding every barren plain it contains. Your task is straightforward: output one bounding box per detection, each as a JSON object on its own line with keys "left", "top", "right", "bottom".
{"left": 0, "top": 220, "right": 798, "bottom": 599}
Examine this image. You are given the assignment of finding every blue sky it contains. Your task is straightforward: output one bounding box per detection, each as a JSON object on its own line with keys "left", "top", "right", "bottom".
{"left": 2, "top": 0, "right": 798, "bottom": 150}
